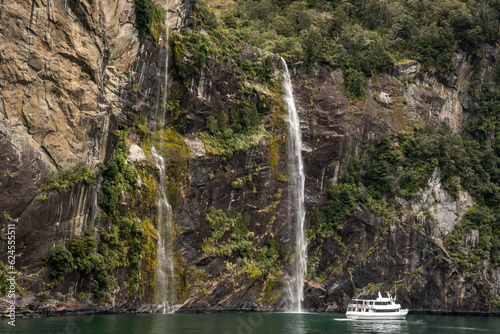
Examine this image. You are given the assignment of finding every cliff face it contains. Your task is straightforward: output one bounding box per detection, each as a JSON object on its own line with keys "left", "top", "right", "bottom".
{"left": 173, "top": 37, "right": 500, "bottom": 312}
{"left": 1, "top": 0, "right": 499, "bottom": 315}
{"left": 0, "top": 0, "right": 109, "bottom": 286}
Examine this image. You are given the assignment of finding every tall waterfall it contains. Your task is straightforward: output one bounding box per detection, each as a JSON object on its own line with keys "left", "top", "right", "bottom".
{"left": 281, "top": 58, "right": 307, "bottom": 313}
{"left": 154, "top": 2, "right": 175, "bottom": 313}
{"left": 152, "top": 148, "right": 176, "bottom": 313}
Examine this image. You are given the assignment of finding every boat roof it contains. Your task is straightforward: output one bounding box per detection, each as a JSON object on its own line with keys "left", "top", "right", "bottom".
{"left": 351, "top": 292, "right": 393, "bottom": 302}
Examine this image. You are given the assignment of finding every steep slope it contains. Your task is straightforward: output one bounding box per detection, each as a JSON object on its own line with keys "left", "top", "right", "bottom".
{"left": 1, "top": 0, "right": 499, "bottom": 315}
{"left": 0, "top": 0, "right": 111, "bottom": 300}
{"left": 164, "top": 1, "right": 500, "bottom": 313}
{"left": 0, "top": 0, "right": 157, "bottom": 312}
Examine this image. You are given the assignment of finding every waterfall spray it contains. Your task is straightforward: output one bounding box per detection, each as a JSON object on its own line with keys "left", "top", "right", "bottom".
{"left": 154, "top": 1, "right": 176, "bottom": 313}
{"left": 281, "top": 58, "right": 307, "bottom": 313}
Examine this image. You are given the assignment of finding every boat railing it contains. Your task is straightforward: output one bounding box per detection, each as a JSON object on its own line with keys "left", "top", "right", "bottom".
{"left": 348, "top": 304, "right": 403, "bottom": 309}
{"left": 347, "top": 304, "right": 377, "bottom": 308}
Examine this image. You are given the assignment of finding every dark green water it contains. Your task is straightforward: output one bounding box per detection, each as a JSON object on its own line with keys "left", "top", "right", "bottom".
{"left": 2, "top": 313, "right": 499, "bottom": 334}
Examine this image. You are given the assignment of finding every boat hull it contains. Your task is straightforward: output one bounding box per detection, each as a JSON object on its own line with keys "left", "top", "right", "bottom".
{"left": 346, "top": 309, "right": 408, "bottom": 320}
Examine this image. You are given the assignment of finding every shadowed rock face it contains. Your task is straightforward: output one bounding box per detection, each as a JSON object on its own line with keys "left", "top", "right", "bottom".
{"left": 171, "top": 41, "right": 500, "bottom": 312}
{"left": 1, "top": 0, "right": 499, "bottom": 315}
{"left": 285, "top": 49, "right": 500, "bottom": 313}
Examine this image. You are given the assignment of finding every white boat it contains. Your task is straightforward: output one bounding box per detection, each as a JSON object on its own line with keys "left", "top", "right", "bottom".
{"left": 346, "top": 292, "right": 408, "bottom": 320}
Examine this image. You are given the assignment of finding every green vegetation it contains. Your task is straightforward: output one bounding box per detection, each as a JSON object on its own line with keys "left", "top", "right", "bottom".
{"left": 410, "top": 267, "right": 421, "bottom": 276}
{"left": 166, "top": 1, "right": 292, "bottom": 160}
{"left": 136, "top": 116, "right": 194, "bottom": 301}
{"left": 170, "top": 31, "right": 212, "bottom": 82}
{"left": 310, "top": 119, "right": 500, "bottom": 270}
{"left": 200, "top": 126, "right": 260, "bottom": 158}
{"left": 165, "top": 88, "right": 183, "bottom": 131}
{"left": 154, "top": 128, "right": 190, "bottom": 183}
{"left": 309, "top": 183, "right": 359, "bottom": 252}
{"left": 0, "top": 261, "right": 12, "bottom": 295}
{"left": 45, "top": 228, "right": 128, "bottom": 301}
{"left": 45, "top": 243, "right": 77, "bottom": 283}
{"left": 310, "top": 69, "right": 500, "bottom": 272}
{"left": 203, "top": 0, "right": 499, "bottom": 100}
{"left": 340, "top": 123, "right": 500, "bottom": 205}
{"left": 176, "top": 2, "right": 275, "bottom": 84}
{"left": 39, "top": 162, "right": 95, "bottom": 201}
{"left": 167, "top": 14, "right": 276, "bottom": 158}
{"left": 199, "top": 80, "right": 270, "bottom": 158}
{"left": 100, "top": 132, "right": 138, "bottom": 217}
{"left": 44, "top": 222, "right": 144, "bottom": 301}
{"left": 356, "top": 282, "right": 383, "bottom": 294}
{"left": 154, "top": 128, "right": 191, "bottom": 211}
{"left": 313, "top": 271, "right": 327, "bottom": 284}
{"left": 45, "top": 132, "right": 157, "bottom": 301}
{"left": 445, "top": 206, "right": 500, "bottom": 269}
{"left": 231, "top": 177, "right": 244, "bottom": 189}
{"left": 202, "top": 208, "right": 288, "bottom": 280}
{"left": 3, "top": 211, "right": 13, "bottom": 221}
{"left": 134, "top": 0, "right": 166, "bottom": 40}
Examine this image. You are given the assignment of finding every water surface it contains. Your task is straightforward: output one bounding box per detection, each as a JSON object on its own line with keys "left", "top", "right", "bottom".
{"left": 2, "top": 312, "right": 499, "bottom": 333}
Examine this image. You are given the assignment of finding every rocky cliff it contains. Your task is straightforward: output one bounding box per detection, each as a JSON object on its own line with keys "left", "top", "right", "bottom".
{"left": 1, "top": 0, "right": 499, "bottom": 316}
{"left": 0, "top": 0, "right": 110, "bottom": 298}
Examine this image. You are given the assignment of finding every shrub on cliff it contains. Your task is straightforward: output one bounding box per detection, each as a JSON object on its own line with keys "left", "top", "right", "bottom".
{"left": 39, "top": 162, "right": 95, "bottom": 201}
{"left": 45, "top": 244, "right": 74, "bottom": 283}
{"left": 134, "top": 0, "right": 165, "bottom": 40}
{"left": 135, "top": 0, "right": 155, "bottom": 37}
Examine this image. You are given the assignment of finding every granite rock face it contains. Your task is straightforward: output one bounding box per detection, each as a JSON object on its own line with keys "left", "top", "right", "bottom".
{"left": 410, "top": 168, "right": 474, "bottom": 238}
{"left": 1, "top": 0, "right": 499, "bottom": 316}
{"left": 0, "top": 0, "right": 110, "bottom": 286}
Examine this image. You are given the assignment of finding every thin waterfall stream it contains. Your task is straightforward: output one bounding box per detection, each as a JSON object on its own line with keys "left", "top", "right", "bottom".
{"left": 281, "top": 58, "right": 307, "bottom": 313}
{"left": 153, "top": 1, "right": 176, "bottom": 313}
{"left": 152, "top": 148, "right": 175, "bottom": 313}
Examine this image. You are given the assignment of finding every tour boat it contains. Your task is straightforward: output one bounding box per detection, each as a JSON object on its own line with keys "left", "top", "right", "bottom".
{"left": 346, "top": 292, "right": 409, "bottom": 320}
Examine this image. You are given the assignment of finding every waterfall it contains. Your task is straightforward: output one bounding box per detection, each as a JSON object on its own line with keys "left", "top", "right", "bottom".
{"left": 154, "top": 1, "right": 175, "bottom": 313}
{"left": 152, "top": 147, "right": 176, "bottom": 313}
{"left": 281, "top": 58, "right": 307, "bottom": 313}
